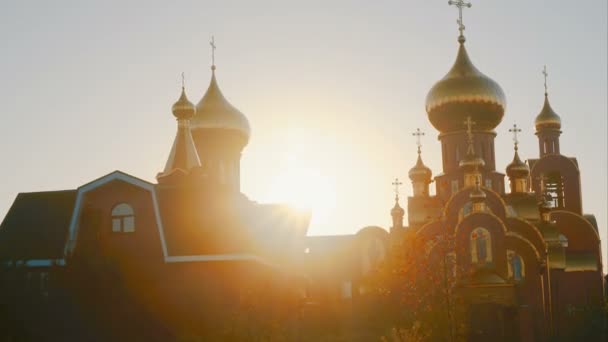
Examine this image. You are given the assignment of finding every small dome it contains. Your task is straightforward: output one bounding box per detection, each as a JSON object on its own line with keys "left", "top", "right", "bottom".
{"left": 426, "top": 42, "right": 506, "bottom": 133}
{"left": 408, "top": 154, "right": 432, "bottom": 183}
{"left": 391, "top": 201, "right": 405, "bottom": 217}
{"left": 191, "top": 71, "right": 251, "bottom": 141}
{"left": 172, "top": 87, "right": 196, "bottom": 120}
{"left": 535, "top": 95, "right": 561, "bottom": 131}
{"left": 459, "top": 149, "right": 485, "bottom": 173}
{"left": 506, "top": 150, "right": 529, "bottom": 179}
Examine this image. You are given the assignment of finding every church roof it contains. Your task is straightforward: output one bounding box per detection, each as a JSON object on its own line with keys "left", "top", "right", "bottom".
{"left": 0, "top": 190, "right": 77, "bottom": 261}
{"left": 155, "top": 187, "right": 309, "bottom": 260}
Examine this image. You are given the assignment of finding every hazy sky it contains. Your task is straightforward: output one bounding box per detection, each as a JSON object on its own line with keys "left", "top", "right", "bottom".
{"left": 1, "top": 1, "right": 606, "bottom": 263}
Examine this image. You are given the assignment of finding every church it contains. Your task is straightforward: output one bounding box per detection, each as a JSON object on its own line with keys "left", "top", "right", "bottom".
{"left": 0, "top": 2, "right": 604, "bottom": 341}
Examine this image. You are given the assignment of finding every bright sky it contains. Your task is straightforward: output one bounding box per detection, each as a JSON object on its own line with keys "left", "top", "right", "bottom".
{"left": 0, "top": 1, "right": 606, "bottom": 263}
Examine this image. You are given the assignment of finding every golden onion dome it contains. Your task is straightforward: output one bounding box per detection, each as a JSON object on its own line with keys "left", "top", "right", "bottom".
{"left": 459, "top": 149, "right": 485, "bottom": 172}
{"left": 191, "top": 70, "right": 251, "bottom": 141}
{"left": 172, "top": 87, "right": 196, "bottom": 120}
{"left": 391, "top": 200, "right": 405, "bottom": 217}
{"left": 408, "top": 154, "right": 432, "bottom": 183}
{"left": 426, "top": 41, "right": 506, "bottom": 133}
{"left": 535, "top": 94, "right": 561, "bottom": 131}
{"left": 506, "top": 150, "right": 530, "bottom": 179}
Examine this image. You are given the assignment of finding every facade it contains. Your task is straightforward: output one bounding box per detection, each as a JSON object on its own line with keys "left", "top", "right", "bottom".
{"left": 0, "top": 6, "right": 605, "bottom": 342}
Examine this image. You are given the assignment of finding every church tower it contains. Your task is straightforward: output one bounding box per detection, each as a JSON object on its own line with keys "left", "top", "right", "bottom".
{"left": 425, "top": 12, "right": 506, "bottom": 200}
{"left": 190, "top": 38, "right": 251, "bottom": 193}
{"left": 535, "top": 66, "right": 562, "bottom": 157}
{"left": 505, "top": 124, "right": 530, "bottom": 194}
{"left": 157, "top": 77, "right": 202, "bottom": 183}
{"left": 528, "top": 67, "right": 582, "bottom": 214}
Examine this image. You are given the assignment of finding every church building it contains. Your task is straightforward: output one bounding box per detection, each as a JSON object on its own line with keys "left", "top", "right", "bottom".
{"left": 0, "top": 2, "right": 604, "bottom": 341}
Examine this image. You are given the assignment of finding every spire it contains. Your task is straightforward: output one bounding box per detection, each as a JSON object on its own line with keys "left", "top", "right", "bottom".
{"left": 391, "top": 178, "right": 405, "bottom": 229}
{"left": 157, "top": 76, "right": 201, "bottom": 182}
{"left": 448, "top": 0, "right": 472, "bottom": 43}
{"left": 534, "top": 65, "right": 562, "bottom": 157}
{"left": 506, "top": 124, "right": 530, "bottom": 193}
{"left": 408, "top": 129, "right": 432, "bottom": 197}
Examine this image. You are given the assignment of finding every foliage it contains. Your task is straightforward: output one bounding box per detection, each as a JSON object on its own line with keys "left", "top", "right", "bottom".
{"left": 362, "top": 230, "right": 458, "bottom": 341}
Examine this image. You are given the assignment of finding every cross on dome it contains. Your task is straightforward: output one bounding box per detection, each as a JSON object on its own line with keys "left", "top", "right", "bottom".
{"left": 181, "top": 72, "right": 185, "bottom": 89}
{"left": 412, "top": 128, "right": 425, "bottom": 154}
{"left": 210, "top": 35, "right": 217, "bottom": 70}
{"left": 392, "top": 178, "right": 403, "bottom": 201}
{"left": 542, "top": 65, "right": 549, "bottom": 95}
{"left": 448, "top": 0, "right": 472, "bottom": 40}
{"left": 509, "top": 123, "right": 522, "bottom": 150}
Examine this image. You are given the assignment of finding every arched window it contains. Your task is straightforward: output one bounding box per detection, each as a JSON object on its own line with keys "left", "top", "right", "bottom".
{"left": 470, "top": 228, "right": 492, "bottom": 264}
{"left": 507, "top": 250, "right": 525, "bottom": 282}
{"left": 111, "top": 203, "right": 135, "bottom": 233}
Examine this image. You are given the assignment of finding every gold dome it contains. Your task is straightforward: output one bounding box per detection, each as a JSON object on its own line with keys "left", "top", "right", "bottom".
{"left": 191, "top": 71, "right": 251, "bottom": 141}
{"left": 391, "top": 200, "right": 405, "bottom": 217}
{"left": 459, "top": 149, "right": 485, "bottom": 172}
{"left": 172, "top": 87, "right": 196, "bottom": 120}
{"left": 506, "top": 150, "right": 529, "bottom": 179}
{"left": 426, "top": 41, "right": 506, "bottom": 133}
{"left": 408, "top": 154, "right": 432, "bottom": 182}
{"left": 535, "top": 94, "right": 561, "bottom": 131}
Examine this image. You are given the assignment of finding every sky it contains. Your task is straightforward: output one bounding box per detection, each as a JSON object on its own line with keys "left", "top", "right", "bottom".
{"left": 0, "top": 0, "right": 606, "bottom": 264}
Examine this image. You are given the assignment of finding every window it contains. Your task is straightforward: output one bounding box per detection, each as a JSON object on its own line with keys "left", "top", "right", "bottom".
{"left": 451, "top": 180, "right": 459, "bottom": 194}
{"left": 111, "top": 203, "right": 135, "bottom": 233}
{"left": 470, "top": 228, "right": 492, "bottom": 264}
{"left": 507, "top": 250, "right": 525, "bottom": 282}
{"left": 484, "top": 179, "right": 492, "bottom": 189}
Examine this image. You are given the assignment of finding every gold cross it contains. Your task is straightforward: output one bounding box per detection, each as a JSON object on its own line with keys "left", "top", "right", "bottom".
{"left": 412, "top": 128, "right": 425, "bottom": 154}
{"left": 392, "top": 178, "right": 403, "bottom": 200}
{"left": 542, "top": 65, "right": 548, "bottom": 95}
{"left": 448, "top": 0, "right": 472, "bottom": 38}
{"left": 210, "top": 35, "right": 216, "bottom": 68}
{"left": 181, "top": 72, "right": 185, "bottom": 89}
{"left": 509, "top": 123, "right": 522, "bottom": 149}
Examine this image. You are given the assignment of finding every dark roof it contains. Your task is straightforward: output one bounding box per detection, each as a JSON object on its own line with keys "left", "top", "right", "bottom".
{"left": 155, "top": 186, "right": 310, "bottom": 258}
{"left": 0, "top": 190, "right": 77, "bottom": 261}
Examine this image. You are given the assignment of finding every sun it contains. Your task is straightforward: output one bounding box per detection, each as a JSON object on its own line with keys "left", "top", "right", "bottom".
{"left": 266, "top": 155, "right": 337, "bottom": 226}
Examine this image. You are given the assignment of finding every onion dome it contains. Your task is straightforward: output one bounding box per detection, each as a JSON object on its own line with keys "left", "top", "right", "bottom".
{"left": 408, "top": 154, "right": 432, "bottom": 183}
{"left": 391, "top": 200, "right": 405, "bottom": 217}
{"left": 426, "top": 40, "right": 506, "bottom": 133}
{"left": 459, "top": 148, "right": 485, "bottom": 173}
{"left": 191, "top": 70, "right": 251, "bottom": 142}
{"left": 535, "top": 94, "right": 561, "bottom": 131}
{"left": 172, "top": 87, "right": 196, "bottom": 120}
{"left": 506, "top": 150, "right": 529, "bottom": 179}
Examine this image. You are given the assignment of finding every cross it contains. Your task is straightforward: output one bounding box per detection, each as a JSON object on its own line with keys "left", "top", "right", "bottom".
{"left": 210, "top": 35, "right": 216, "bottom": 68}
{"left": 509, "top": 123, "right": 522, "bottom": 149}
{"left": 463, "top": 116, "right": 476, "bottom": 136}
{"left": 412, "top": 128, "right": 425, "bottom": 154}
{"left": 181, "top": 72, "right": 185, "bottom": 89}
{"left": 542, "top": 65, "right": 548, "bottom": 95}
{"left": 392, "top": 178, "right": 403, "bottom": 200}
{"left": 448, "top": 0, "right": 472, "bottom": 38}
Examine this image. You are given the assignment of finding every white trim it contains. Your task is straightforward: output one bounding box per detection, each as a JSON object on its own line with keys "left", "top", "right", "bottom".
{"left": 3, "top": 259, "right": 66, "bottom": 268}
{"left": 165, "top": 254, "right": 267, "bottom": 263}
{"left": 64, "top": 171, "right": 168, "bottom": 260}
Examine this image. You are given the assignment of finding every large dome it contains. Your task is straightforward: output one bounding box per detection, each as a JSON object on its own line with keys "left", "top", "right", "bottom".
{"left": 426, "top": 41, "right": 506, "bottom": 133}
{"left": 191, "top": 70, "right": 251, "bottom": 141}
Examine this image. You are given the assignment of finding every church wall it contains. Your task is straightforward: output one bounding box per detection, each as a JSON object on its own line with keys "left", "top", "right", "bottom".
{"left": 74, "top": 180, "right": 165, "bottom": 275}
